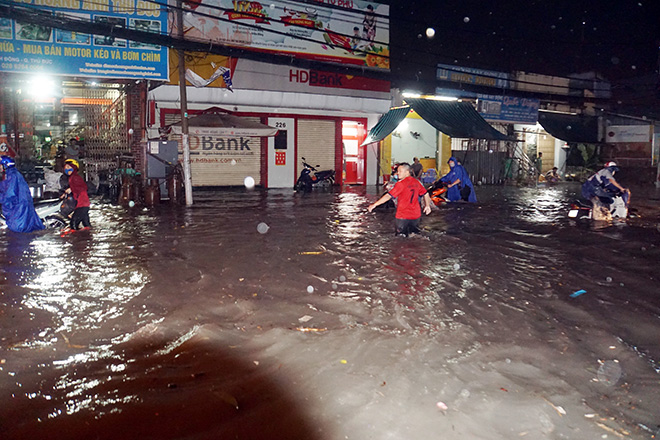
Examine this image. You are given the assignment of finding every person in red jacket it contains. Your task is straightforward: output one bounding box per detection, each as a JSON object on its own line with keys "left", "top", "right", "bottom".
{"left": 61, "top": 159, "right": 91, "bottom": 232}
{"left": 367, "top": 162, "right": 432, "bottom": 236}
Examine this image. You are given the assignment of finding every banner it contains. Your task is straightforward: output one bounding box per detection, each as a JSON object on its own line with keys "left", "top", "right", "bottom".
{"left": 477, "top": 94, "right": 539, "bottom": 124}
{"left": 0, "top": 0, "right": 168, "bottom": 80}
{"left": 179, "top": 0, "right": 389, "bottom": 70}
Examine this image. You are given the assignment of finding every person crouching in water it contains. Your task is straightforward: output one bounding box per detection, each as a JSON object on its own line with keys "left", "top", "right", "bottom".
{"left": 367, "top": 163, "right": 432, "bottom": 236}
{"left": 439, "top": 156, "right": 477, "bottom": 202}
{"left": 61, "top": 159, "right": 91, "bottom": 233}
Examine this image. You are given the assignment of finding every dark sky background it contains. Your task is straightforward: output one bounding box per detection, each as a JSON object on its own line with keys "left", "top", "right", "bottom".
{"left": 388, "top": 0, "right": 659, "bottom": 90}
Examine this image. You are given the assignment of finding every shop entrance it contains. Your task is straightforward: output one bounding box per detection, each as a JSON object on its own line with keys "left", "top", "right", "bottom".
{"left": 0, "top": 76, "right": 130, "bottom": 195}
{"left": 342, "top": 120, "right": 366, "bottom": 185}
{"left": 267, "top": 117, "right": 295, "bottom": 188}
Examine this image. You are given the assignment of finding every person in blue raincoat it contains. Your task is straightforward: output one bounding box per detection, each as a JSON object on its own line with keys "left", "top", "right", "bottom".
{"left": 0, "top": 156, "right": 45, "bottom": 233}
{"left": 439, "top": 156, "right": 477, "bottom": 202}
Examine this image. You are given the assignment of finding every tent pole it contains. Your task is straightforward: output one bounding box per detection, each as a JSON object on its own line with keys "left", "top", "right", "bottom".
{"left": 176, "top": 0, "right": 193, "bottom": 206}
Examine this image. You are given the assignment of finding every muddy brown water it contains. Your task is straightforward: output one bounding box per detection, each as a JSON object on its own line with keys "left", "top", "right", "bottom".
{"left": 1, "top": 183, "right": 659, "bottom": 439}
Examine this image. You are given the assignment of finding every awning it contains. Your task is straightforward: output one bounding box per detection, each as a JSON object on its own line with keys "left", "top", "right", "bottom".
{"left": 538, "top": 110, "right": 600, "bottom": 143}
{"left": 406, "top": 98, "right": 512, "bottom": 141}
{"left": 361, "top": 106, "right": 410, "bottom": 145}
{"left": 361, "top": 99, "right": 512, "bottom": 145}
{"left": 171, "top": 108, "right": 278, "bottom": 137}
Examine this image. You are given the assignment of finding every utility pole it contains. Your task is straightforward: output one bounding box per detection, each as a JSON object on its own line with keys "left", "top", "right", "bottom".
{"left": 175, "top": 0, "right": 193, "bottom": 205}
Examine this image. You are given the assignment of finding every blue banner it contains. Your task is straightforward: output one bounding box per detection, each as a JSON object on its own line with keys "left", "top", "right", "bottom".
{"left": 0, "top": 1, "right": 168, "bottom": 80}
{"left": 476, "top": 94, "right": 539, "bottom": 124}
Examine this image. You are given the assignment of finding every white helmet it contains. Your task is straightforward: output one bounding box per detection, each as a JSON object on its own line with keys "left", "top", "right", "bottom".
{"left": 604, "top": 161, "right": 617, "bottom": 167}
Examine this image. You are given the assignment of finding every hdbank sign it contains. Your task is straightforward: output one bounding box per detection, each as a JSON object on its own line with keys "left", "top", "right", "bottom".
{"left": 0, "top": 0, "right": 168, "bottom": 80}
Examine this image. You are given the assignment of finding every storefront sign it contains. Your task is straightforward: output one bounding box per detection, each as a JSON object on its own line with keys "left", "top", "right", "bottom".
{"left": 180, "top": 0, "right": 390, "bottom": 70}
{"left": 0, "top": 1, "right": 168, "bottom": 79}
{"left": 477, "top": 94, "right": 539, "bottom": 124}
{"left": 606, "top": 125, "right": 651, "bottom": 143}
{"left": 183, "top": 134, "right": 261, "bottom": 186}
{"left": 437, "top": 64, "right": 510, "bottom": 89}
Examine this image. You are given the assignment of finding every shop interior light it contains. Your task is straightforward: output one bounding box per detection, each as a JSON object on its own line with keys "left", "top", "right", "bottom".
{"left": 28, "top": 75, "right": 56, "bottom": 98}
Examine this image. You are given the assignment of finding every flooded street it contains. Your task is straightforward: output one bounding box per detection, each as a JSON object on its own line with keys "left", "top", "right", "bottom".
{"left": 1, "top": 182, "right": 659, "bottom": 439}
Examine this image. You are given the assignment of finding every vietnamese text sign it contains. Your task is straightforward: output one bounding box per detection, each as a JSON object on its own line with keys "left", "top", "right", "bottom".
{"left": 0, "top": 0, "right": 168, "bottom": 79}
{"left": 180, "top": 0, "right": 390, "bottom": 70}
{"left": 477, "top": 94, "right": 539, "bottom": 124}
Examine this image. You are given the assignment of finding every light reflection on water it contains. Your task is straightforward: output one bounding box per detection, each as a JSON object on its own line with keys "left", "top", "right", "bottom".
{"left": 0, "top": 183, "right": 658, "bottom": 434}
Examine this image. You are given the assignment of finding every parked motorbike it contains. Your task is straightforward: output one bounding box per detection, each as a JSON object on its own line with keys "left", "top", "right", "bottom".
{"left": 0, "top": 198, "right": 68, "bottom": 230}
{"left": 295, "top": 157, "right": 335, "bottom": 191}
{"left": 568, "top": 190, "right": 629, "bottom": 221}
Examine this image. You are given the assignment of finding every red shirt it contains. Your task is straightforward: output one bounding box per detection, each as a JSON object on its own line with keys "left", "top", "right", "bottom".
{"left": 389, "top": 176, "right": 427, "bottom": 219}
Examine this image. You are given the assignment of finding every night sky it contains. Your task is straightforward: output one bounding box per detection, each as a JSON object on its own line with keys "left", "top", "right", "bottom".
{"left": 389, "top": 0, "right": 659, "bottom": 89}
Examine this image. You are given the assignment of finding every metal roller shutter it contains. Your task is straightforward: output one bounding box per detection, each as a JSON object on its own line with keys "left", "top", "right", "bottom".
{"left": 297, "top": 119, "right": 336, "bottom": 173}
{"left": 166, "top": 113, "right": 262, "bottom": 186}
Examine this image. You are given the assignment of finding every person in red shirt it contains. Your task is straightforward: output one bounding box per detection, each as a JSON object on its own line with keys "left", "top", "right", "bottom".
{"left": 368, "top": 163, "right": 432, "bottom": 236}
{"left": 61, "top": 159, "right": 91, "bottom": 233}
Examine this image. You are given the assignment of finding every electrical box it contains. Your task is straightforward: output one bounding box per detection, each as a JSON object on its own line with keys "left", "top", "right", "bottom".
{"left": 146, "top": 140, "right": 179, "bottom": 199}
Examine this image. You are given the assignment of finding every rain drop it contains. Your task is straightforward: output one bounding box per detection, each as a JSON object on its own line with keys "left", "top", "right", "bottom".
{"left": 257, "top": 222, "right": 269, "bottom": 234}
{"left": 307, "top": 285, "right": 314, "bottom": 293}
{"left": 611, "top": 56, "right": 620, "bottom": 65}
{"left": 128, "top": 200, "right": 135, "bottom": 207}
{"left": 453, "top": 263, "right": 460, "bottom": 271}
{"left": 244, "top": 176, "right": 255, "bottom": 189}
{"left": 597, "top": 360, "right": 622, "bottom": 386}
{"left": 339, "top": 275, "right": 346, "bottom": 282}
{"left": 332, "top": 283, "right": 338, "bottom": 290}
{"left": 425, "top": 27, "right": 435, "bottom": 38}
{"left": 631, "top": 65, "right": 637, "bottom": 70}
{"left": 606, "top": 277, "right": 612, "bottom": 283}
{"left": 463, "top": 16, "right": 470, "bottom": 23}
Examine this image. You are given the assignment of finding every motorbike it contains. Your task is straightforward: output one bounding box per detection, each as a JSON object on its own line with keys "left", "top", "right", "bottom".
{"left": 568, "top": 190, "right": 629, "bottom": 221}
{"left": 427, "top": 179, "right": 448, "bottom": 207}
{"left": 295, "top": 157, "right": 335, "bottom": 191}
{"left": 0, "top": 198, "right": 68, "bottom": 230}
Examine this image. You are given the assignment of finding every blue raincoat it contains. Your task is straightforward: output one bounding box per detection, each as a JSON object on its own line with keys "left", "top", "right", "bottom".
{"left": 440, "top": 156, "right": 477, "bottom": 203}
{"left": 0, "top": 167, "right": 45, "bottom": 233}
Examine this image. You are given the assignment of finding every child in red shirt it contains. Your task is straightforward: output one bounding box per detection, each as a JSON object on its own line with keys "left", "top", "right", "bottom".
{"left": 368, "top": 163, "right": 432, "bottom": 236}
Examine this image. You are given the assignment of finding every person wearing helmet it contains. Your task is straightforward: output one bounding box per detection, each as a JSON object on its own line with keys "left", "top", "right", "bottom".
{"left": 61, "top": 158, "right": 91, "bottom": 233}
{"left": 581, "top": 161, "right": 630, "bottom": 220}
{"left": 0, "top": 155, "right": 45, "bottom": 233}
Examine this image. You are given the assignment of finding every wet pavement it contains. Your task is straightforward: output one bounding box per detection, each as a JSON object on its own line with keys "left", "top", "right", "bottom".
{"left": 1, "top": 182, "right": 659, "bottom": 439}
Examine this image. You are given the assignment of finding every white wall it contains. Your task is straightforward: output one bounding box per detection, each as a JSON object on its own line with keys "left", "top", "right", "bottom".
{"left": 391, "top": 118, "right": 437, "bottom": 164}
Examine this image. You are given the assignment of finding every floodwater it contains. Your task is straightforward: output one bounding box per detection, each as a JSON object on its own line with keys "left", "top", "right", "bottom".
{"left": 1, "top": 182, "right": 659, "bottom": 439}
